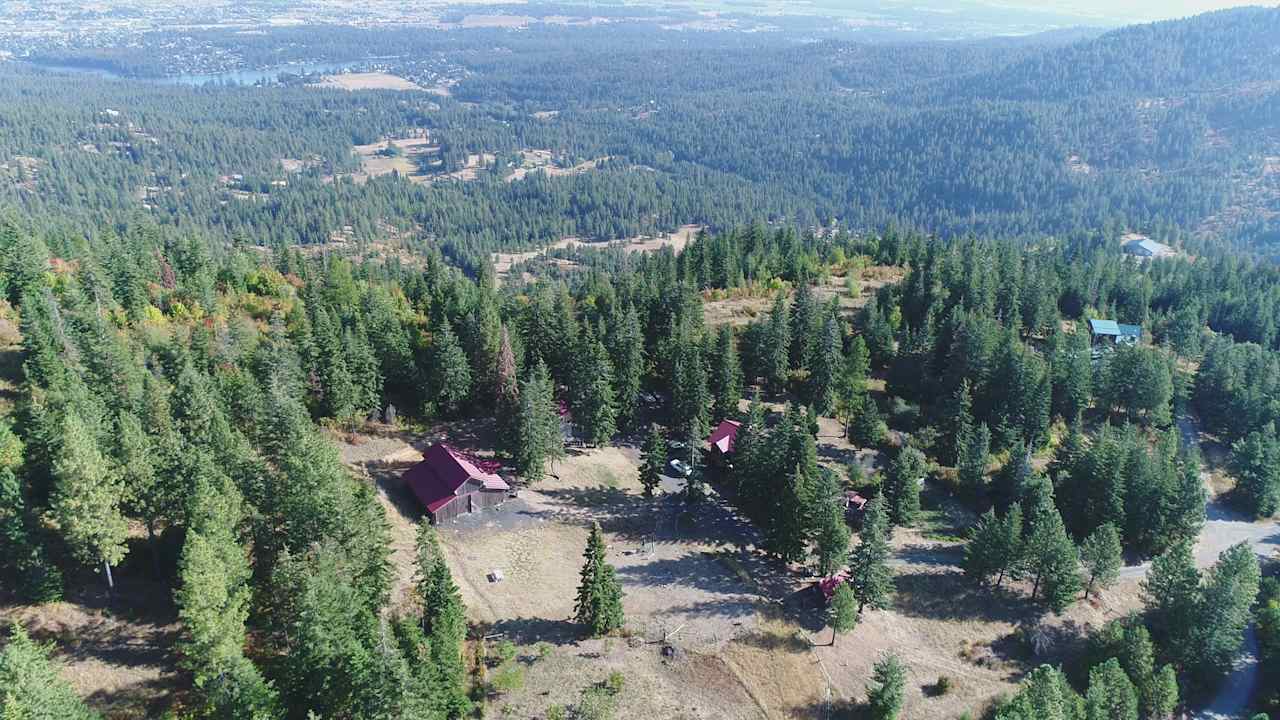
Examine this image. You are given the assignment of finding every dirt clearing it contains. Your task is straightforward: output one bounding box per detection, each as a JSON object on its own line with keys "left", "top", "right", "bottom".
{"left": 504, "top": 149, "right": 613, "bottom": 182}
{"left": 1, "top": 577, "right": 183, "bottom": 719}
{"left": 342, "top": 134, "right": 440, "bottom": 185}
{"left": 312, "top": 72, "right": 424, "bottom": 92}
{"left": 492, "top": 225, "right": 703, "bottom": 285}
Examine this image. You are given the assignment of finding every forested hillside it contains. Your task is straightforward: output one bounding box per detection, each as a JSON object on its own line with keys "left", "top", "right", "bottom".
{"left": 2, "top": 6, "right": 1278, "bottom": 264}
{"left": 0, "top": 208, "right": 1277, "bottom": 717}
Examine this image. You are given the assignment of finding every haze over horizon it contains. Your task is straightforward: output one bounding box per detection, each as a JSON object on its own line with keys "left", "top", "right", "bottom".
{"left": 1017, "top": 0, "right": 1275, "bottom": 22}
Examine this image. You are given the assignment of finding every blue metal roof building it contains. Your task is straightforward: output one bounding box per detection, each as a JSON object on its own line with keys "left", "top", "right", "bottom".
{"left": 1123, "top": 238, "right": 1174, "bottom": 258}
{"left": 1089, "top": 319, "right": 1141, "bottom": 345}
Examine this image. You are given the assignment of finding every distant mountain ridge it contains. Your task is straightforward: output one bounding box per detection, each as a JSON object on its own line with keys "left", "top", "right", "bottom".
{"left": 970, "top": 6, "right": 1280, "bottom": 100}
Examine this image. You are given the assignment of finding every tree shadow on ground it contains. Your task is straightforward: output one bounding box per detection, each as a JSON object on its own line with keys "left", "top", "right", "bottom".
{"left": 615, "top": 554, "right": 752, "bottom": 596}
{"left": 85, "top": 675, "right": 184, "bottom": 719}
{"left": 790, "top": 699, "right": 867, "bottom": 720}
{"left": 734, "top": 626, "right": 812, "bottom": 653}
{"left": 484, "top": 616, "right": 583, "bottom": 647}
{"left": 892, "top": 570, "right": 1042, "bottom": 623}
{"left": 892, "top": 543, "right": 965, "bottom": 568}
{"left": 2, "top": 569, "right": 185, "bottom": 720}
{"left": 650, "top": 597, "right": 758, "bottom": 624}
{"left": 368, "top": 464, "right": 427, "bottom": 522}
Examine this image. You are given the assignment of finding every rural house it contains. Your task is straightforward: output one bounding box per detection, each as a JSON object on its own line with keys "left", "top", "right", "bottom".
{"left": 1088, "top": 319, "right": 1142, "bottom": 349}
{"left": 1123, "top": 236, "right": 1175, "bottom": 258}
{"left": 404, "top": 443, "right": 511, "bottom": 524}
{"left": 706, "top": 419, "right": 741, "bottom": 466}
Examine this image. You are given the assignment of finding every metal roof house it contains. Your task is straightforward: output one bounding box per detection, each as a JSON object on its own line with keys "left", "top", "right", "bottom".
{"left": 705, "top": 419, "right": 741, "bottom": 466}
{"left": 1123, "top": 238, "right": 1174, "bottom": 258}
{"left": 1088, "top": 319, "right": 1142, "bottom": 347}
{"left": 404, "top": 443, "right": 511, "bottom": 524}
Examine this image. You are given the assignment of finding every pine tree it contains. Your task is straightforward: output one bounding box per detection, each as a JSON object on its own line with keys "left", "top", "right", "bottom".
{"left": 1163, "top": 448, "right": 1206, "bottom": 547}
{"left": 764, "top": 293, "right": 791, "bottom": 392}
{"left": 1229, "top": 427, "right": 1280, "bottom": 519}
{"left": 0, "top": 466, "right": 57, "bottom": 602}
{"left": 767, "top": 462, "right": 814, "bottom": 562}
{"left": 1145, "top": 665, "right": 1178, "bottom": 720}
{"left": 277, "top": 544, "right": 404, "bottom": 720}
{"left": 431, "top": 321, "right": 473, "bottom": 417}
{"left": 176, "top": 462, "right": 279, "bottom": 719}
{"left": 1142, "top": 540, "right": 1201, "bottom": 665}
{"left": 812, "top": 469, "right": 851, "bottom": 576}
{"left": 414, "top": 524, "right": 470, "bottom": 717}
{"left": 807, "top": 314, "right": 843, "bottom": 416}
{"left": 848, "top": 497, "right": 894, "bottom": 615}
{"left": 311, "top": 305, "right": 358, "bottom": 421}
{"left": 570, "top": 329, "right": 618, "bottom": 447}
{"left": 837, "top": 336, "right": 871, "bottom": 438}
{"left": 343, "top": 323, "right": 382, "bottom": 421}
{"left": 50, "top": 409, "right": 128, "bottom": 591}
{"left": 494, "top": 325, "right": 521, "bottom": 453}
{"left": 177, "top": 464, "right": 250, "bottom": 674}
{"left": 0, "top": 624, "right": 99, "bottom": 720}
{"left": 946, "top": 380, "right": 975, "bottom": 466}
{"left": 883, "top": 446, "right": 925, "bottom": 528}
{"left": 639, "top": 424, "right": 667, "bottom": 499}
{"left": 116, "top": 407, "right": 178, "bottom": 570}
{"left": 791, "top": 280, "right": 820, "bottom": 371}
{"left": 608, "top": 304, "right": 645, "bottom": 428}
{"left": 710, "top": 324, "right": 743, "bottom": 421}
{"left": 1084, "top": 658, "right": 1138, "bottom": 720}
{"left": 957, "top": 422, "right": 992, "bottom": 497}
{"left": 1190, "top": 542, "right": 1261, "bottom": 682}
{"left": 849, "top": 392, "right": 885, "bottom": 447}
{"left": 733, "top": 394, "right": 769, "bottom": 519}
{"left": 574, "top": 523, "right": 624, "bottom": 636}
{"left": 1113, "top": 617, "right": 1155, "bottom": 690}
{"left": 829, "top": 582, "right": 858, "bottom": 646}
{"left": 995, "top": 664, "right": 1084, "bottom": 720}
{"left": 1079, "top": 523, "right": 1122, "bottom": 600}
{"left": 514, "top": 361, "right": 562, "bottom": 482}
{"left": 963, "top": 507, "right": 1023, "bottom": 589}
{"left": 1052, "top": 329, "right": 1093, "bottom": 422}
{"left": 671, "top": 340, "right": 710, "bottom": 441}
{"left": 1020, "top": 478, "right": 1081, "bottom": 611}
{"left": 866, "top": 653, "right": 906, "bottom": 720}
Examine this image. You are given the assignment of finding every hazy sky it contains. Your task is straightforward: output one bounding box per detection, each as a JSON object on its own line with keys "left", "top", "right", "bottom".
{"left": 1022, "top": 0, "right": 1268, "bottom": 21}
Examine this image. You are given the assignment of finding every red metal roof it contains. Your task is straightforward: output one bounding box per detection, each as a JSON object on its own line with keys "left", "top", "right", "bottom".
{"left": 819, "top": 570, "right": 849, "bottom": 601}
{"left": 844, "top": 491, "right": 868, "bottom": 511}
{"left": 404, "top": 443, "right": 510, "bottom": 514}
{"left": 707, "top": 420, "right": 742, "bottom": 454}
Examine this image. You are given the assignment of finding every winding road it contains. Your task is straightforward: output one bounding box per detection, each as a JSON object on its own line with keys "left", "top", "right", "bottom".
{"left": 1118, "top": 414, "right": 1280, "bottom": 720}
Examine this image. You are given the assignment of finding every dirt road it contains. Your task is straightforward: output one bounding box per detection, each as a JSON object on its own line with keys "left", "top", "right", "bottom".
{"left": 1171, "top": 414, "right": 1277, "bottom": 720}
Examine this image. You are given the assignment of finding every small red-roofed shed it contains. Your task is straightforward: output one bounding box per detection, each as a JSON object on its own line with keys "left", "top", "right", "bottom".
{"left": 706, "top": 419, "right": 741, "bottom": 466}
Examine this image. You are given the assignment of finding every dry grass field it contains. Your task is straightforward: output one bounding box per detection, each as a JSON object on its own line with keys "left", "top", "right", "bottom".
{"left": 491, "top": 225, "right": 703, "bottom": 285}
{"left": 312, "top": 72, "right": 424, "bottom": 92}
{"left": 504, "top": 149, "right": 613, "bottom": 182}
{"left": 327, "top": 387, "right": 1140, "bottom": 720}
{"left": 703, "top": 263, "right": 905, "bottom": 328}
{"left": 341, "top": 135, "right": 440, "bottom": 184}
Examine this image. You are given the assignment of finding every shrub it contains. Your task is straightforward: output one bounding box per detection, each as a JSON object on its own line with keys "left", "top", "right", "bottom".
{"left": 575, "top": 686, "right": 617, "bottom": 720}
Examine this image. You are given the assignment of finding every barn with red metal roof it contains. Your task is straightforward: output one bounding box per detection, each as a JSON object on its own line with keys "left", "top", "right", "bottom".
{"left": 404, "top": 443, "right": 510, "bottom": 523}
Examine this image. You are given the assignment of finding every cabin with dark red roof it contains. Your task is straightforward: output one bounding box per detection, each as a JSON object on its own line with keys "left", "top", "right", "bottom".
{"left": 706, "top": 419, "right": 741, "bottom": 466}
{"left": 404, "top": 443, "right": 511, "bottom": 524}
